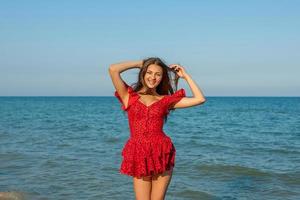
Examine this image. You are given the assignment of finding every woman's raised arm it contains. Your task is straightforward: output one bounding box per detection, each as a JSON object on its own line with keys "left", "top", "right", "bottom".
{"left": 169, "top": 64, "right": 206, "bottom": 109}
{"left": 108, "top": 60, "right": 142, "bottom": 108}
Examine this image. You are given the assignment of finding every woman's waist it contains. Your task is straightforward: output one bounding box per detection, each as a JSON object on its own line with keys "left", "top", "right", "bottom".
{"left": 129, "top": 131, "right": 170, "bottom": 140}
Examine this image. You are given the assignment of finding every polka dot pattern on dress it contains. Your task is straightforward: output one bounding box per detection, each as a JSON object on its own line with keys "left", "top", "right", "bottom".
{"left": 114, "top": 81, "right": 186, "bottom": 178}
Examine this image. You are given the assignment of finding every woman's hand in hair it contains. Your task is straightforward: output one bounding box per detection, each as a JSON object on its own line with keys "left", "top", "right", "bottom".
{"left": 169, "top": 64, "right": 187, "bottom": 79}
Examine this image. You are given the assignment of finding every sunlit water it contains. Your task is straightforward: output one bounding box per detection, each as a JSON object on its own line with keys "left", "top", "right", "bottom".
{"left": 0, "top": 97, "right": 299, "bottom": 200}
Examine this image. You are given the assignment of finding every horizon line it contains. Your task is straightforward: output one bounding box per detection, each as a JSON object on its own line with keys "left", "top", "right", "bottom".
{"left": 0, "top": 96, "right": 299, "bottom": 98}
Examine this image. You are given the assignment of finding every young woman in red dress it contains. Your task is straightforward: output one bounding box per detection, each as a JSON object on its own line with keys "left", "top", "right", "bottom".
{"left": 109, "top": 57, "right": 206, "bottom": 200}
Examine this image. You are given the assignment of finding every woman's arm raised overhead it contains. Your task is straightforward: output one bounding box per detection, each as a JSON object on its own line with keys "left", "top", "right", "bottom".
{"left": 169, "top": 64, "right": 206, "bottom": 109}
{"left": 108, "top": 60, "right": 142, "bottom": 108}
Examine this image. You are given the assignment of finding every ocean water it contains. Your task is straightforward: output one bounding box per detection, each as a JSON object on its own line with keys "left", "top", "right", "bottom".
{"left": 0, "top": 96, "right": 299, "bottom": 200}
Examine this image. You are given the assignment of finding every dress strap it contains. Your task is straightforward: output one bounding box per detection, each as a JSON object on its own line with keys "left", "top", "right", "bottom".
{"left": 114, "top": 81, "right": 139, "bottom": 111}
{"left": 167, "top": 88, "right": 186, "bottom": 111}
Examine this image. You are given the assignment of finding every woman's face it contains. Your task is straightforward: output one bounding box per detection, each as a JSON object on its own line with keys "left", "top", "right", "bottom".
{"left": 144, "top": 64, "right": 163, "bottom": 89}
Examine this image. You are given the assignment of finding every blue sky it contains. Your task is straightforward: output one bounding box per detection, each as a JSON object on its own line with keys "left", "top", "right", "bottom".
{"left": 0, "top": 0, "right": 299, "bottom": 96}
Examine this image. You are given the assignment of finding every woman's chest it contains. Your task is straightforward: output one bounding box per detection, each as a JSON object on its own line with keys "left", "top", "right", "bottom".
{"left": 128, "top": 99, "right": 169, "bottom": 118}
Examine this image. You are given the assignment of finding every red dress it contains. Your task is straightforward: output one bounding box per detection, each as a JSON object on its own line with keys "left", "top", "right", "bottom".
{"left": 114, "top": 82, "right": 186, "bottom": 178}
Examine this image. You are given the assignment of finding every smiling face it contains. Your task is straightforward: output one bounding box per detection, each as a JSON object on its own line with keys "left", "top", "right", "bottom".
{"left": 144, "top": 64, "right": 163, "bottom": 89}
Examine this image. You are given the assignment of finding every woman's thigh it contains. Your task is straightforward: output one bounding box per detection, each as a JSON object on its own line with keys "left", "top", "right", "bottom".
{"left": 151, "top": 169, "right": 173, "bottom": 200}
{"left": 133, "top": 176, "right": 152, "bottom": 200}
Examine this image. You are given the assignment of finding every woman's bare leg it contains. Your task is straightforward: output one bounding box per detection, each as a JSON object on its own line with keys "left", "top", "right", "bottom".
{"left": 133, "top": 175, "right": 152, "bottom": 200}
{"left": 150, "top": 169, "right": 173, "bottom": 200}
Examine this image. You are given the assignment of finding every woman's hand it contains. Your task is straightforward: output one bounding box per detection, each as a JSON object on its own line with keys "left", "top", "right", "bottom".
{"left": 169, "top": 64, "right": 187, "bottom": 79}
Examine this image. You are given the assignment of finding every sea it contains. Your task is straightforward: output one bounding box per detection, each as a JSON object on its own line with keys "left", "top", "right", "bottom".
{"left": 0, "top": 96, "right": 299, "bottom": 200}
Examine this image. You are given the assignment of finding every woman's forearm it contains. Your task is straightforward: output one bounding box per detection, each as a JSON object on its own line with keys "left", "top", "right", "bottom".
{"left": 109, "top": 60, "right": 143, "bottom": 73}
{"left": 184, "top": 73, "right": 206, "bottom": 102}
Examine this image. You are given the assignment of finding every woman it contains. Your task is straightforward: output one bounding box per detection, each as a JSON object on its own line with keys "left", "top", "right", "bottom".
{"left": 108, "top": 57, "right": 206, "bottom": 200}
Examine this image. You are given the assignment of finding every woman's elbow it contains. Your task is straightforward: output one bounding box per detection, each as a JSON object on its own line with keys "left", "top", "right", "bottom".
{"left": 109, "top": 65, "right": 116, "bottom": 72}
{"left": 197, "top": 98, "right": 206, "bottom": 105}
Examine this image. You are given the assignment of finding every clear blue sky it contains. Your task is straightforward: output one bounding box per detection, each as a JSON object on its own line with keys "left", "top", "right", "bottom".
{"left": 1, "top": 0, "right": 299, "bottom": 96}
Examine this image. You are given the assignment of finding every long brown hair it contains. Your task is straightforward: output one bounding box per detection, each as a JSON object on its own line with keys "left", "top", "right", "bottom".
{"left": 133, "top": 57, "right": 180, "bottom": 95}
{"left": 132, "top": 57, "right": 181, "bottom": 123}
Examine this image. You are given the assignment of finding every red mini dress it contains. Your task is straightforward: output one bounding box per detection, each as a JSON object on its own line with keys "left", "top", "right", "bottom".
{"left": 114, "top": 82, "right": 186, "bottom": 178}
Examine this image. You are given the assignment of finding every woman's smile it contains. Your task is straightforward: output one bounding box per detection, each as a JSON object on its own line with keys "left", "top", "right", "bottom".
{"left": 148, "top": 79, "right": 156, "bottom": 85}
